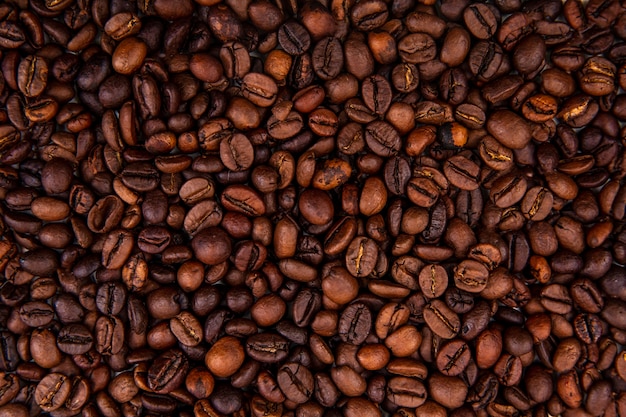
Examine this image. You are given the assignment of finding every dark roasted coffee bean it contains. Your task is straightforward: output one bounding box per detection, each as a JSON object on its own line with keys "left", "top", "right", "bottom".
{"left": 95, "top": 315, "right": 124, "bottom": 355}
{"left": 19, "top": 301, "right": 54, "bottom": 327}
{"left": 444, "top": 155, "right": 480, "bottom": 191}
{"left": 312, "top": 37, "right": 343, "bottom": 81}
{"left": 245, "top": 332, "right": 289, "bottom": 363}
{"left": 338, "top": 303, "right": 372, "bottom": 345}
{"left": 0, "top": 332, "right": 19, "bottom": 372}
{"left": 278, "top": 21, "right": 310, "bottom": 55}
{"left": 18, "top": 56, "right": 48, "bottom": 98}
{"left": 277, "top": 362, "right": 314, "bottom": 404}
{"left": 148, "top": 349, "right": 188, "bottom": 394}
{"left": 57, "top": 324, "right": 94, "bottom": 355}
{"left": 463, "top": 4, "right": 498, "bottom": 39}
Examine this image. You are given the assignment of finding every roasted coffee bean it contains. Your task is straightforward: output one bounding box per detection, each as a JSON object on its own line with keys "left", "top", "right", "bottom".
{"left": 463, "top": 4, "right": 498, "bottom": 40}
{"left": 170, "top": 312, "right": 203, "bottom": 347}
{"left": 19, "top": 301, "right": 54, "bottom": 327}
{"left": 424, "top": 300, "right": 461, "bottom": 339}
{"left": 338, "top": 303, "right": 372, "bottom": 345}
{"left": 245, "top": 332, "right": 289, "bottom": 363}
{"left": 364, "top": 121, "right": 401, "bottom": 157}
{"left": 95, "top": 315, "right": 124, "bottom": 355}
{"left": 278, "top": 21, "right": 310, "bottom": 55}
{"left": 0, "top": 332, "right": 19, "bottom": 372}
{"left": 444, "top": 155, "right": 480, "bottom": 191}
{"left": 277, "top": 362, "right": 314, "bottom": 404}
{"left": 18, "top": 56, "right": 48, "bottom": 98}
{"left": 34, "top": 373, "right": 71, "bottom": 412}
{"left": 147, "top": 349, "right": 189, "bottom": 394}
{"left": 419, "top": 264, "right": 448, "bottom": 299}
{"left": 57, "top": 324, "right": 94, "bottom": 355}
{"left": 345, "top": 237, "right": 378, "bottom": 278}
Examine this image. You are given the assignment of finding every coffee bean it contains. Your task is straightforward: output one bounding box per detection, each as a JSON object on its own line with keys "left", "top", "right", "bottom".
{"left": 338, "top": 303, "right": 372, "bottom": 345}
{"left": 364, "top": 121, "right": 401, "bottom": 157}
{"left": 19, "top": 301, "right": 54, "bottom": 327}
{"left": 170, "top": 312, "right": 203, "bottom": 347}
{"left": 277, "top": 362, "right": 314, "bottom": 404}
{"left": 419, "top": 264, "right": 449, "bottom": 299}
{"left": 205, "top": 336, "right": 245, "bottom": 378}
{"left": 95, "top": 315, "right": 124, "bottom": 355}
{"left": 245, "top": 332, "right": 289, "bottom": 363}
{"left": 17, "top": 56, "right": 48, "bottom": 98}
{"left": 424, "top": 300, "right": 461, "bottom": 339}
{"left": 34, "top": 373, "right": 71, "bottom": 412}
{"left": 312, "top": 37, "right": 344, "bottom": 81}
{"left": 436, "top": 339, "right": 471, "bottom": 376}
{"left": 2, "top": 1, "right": 626, "bottom": 416}
{"left": 57, "top": 324, "right": 94, "bottom": 355}
{"left": 345, "top": 237, "right": 378, "bottom": 278}
{"left": 444, "top": 155, "right": 480, "bottom": 191}
{"left": 148, "top": 349, "right": 189, "bottom": 394}
{"left": 463, "top": 4, "right": 498, "bottom": 40}
{"left": 278, "top": 21, "right": 310, "bottom": 55}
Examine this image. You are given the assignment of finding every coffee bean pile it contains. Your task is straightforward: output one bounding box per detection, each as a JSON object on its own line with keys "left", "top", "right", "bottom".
{"left": 1, "top": 0, "right": 626, "bottom": 416}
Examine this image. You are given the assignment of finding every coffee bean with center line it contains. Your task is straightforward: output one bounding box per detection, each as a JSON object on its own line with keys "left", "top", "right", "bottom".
{"left": 148, "top": 349, "right": 189, "bottom": 394}
{"left": 219, "top": 133, "right": 254, "bottom": 172}
{"left": 18, "top": 55, "right": 48, "bottom": 98}
{"left": 463, "top": 4, "right": 498, "bottom": 39}
{"left": 407, "top": 177, "right": 440, "bottom": 208}
{"left": 267, "top": 111, "right": 304, "bottom": 140}
{"left": 101, "top": 229, "right": 134, "bottom": 270}
{"left": 34, "top": 373, "right": 71, "bottom": 412}
{"left": 444, "top": 155, "right": 480, "bottom": 191}
{"left": 170, "top": 311, "right": 203, "bottom": 347}
{"left": 95, "top": 315, "right": 125, "bottom": 355}
{"left": 245, "top": 332, "right": 289, "bottom": 363}
{"left": 364, "top": 121, "right": 401, "bottom": 157}
{"left": 338, "top": 303, "right": 372, "bottom": 345}
{"left": 220, "top": 184, "right": 266, "bottom": 216}
{"left": 478, "top": 135, "right": 514, "bottom": 172}
{"left": 241, "top": 73, "right": 278, "bottom": 107}
{"left": 308, "top": 108, "right": 338, "bottom": 137}
{"left": 454, "top": 260, "right": 489, "bottom": 293}
{"left": 278, "top": 21, "right": 311, "bottom": 55}
{"left": 277, "top": 362, "right": 314, "bottom": 404}
{"left": 19, "top": 301, "right": 54, "bottom": 327}
{"left": 418, "top": 264, "right": 449, "bottom": 299}
{"left": 436, "top": 339, "right": 471, "bottom": 376}
{"left": 312, "top": 37, "right": 344, "bottom": 81}
{"left": 345, "top": 236, "right": 378, "bottom": 278}
{"left": 494, "top": 353, "right": 523, "bottom": 386}
{"left": 361, "top": 74, "right": 392, "bottom": 115}
{"left": 424, "top": 299, "right": 460, "bottom": 339}
{"left": 522, "top": 94, "right": 558, "bottom": 123}
{"left": 520, "top": 186, "right": 554, "bottom": 221}
{"left": 490, "top": 173, "right": 528, "bottom": 208}
{"left": 57, "top": 324, "right": 94, "bottom": 355}
{"left": 183, "top": 199, "right": 223, "bottom": 237}
{"left": 387, "top": 376, "right": 427, "bottom": 408}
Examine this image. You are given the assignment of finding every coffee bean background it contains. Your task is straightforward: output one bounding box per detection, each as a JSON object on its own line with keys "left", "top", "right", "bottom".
{"left": 1, "top": 0, "right": 626, "bottom": 417}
